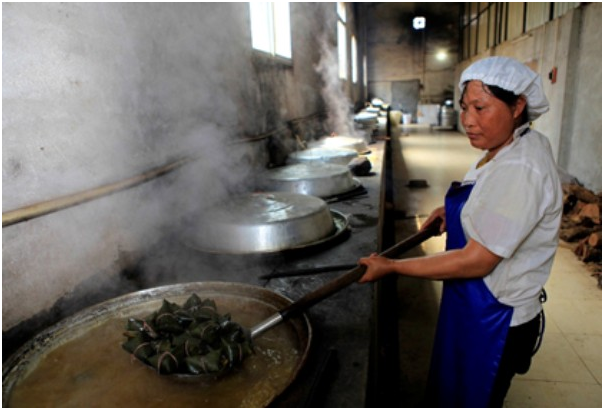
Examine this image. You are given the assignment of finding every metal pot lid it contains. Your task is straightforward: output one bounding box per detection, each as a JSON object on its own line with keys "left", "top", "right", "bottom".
{"left": 183, "top": 192, "right": 347, "bottom": 254}
{"left": 308, "top": 135, "right": 370, "bottom": 154}
{"left": 204, "top": 192, "right": 328, "bottom": 224}
{"left": 265, "top": 162, "right": 351, "bottom": 182}
{"left": 262, "top": 163, "right": 359, "bottom": 198}
{"left": 184, "top": 209, "right": 349, "bottom": 255}
{"left": 287, "top": 147, "right": 358, "bottom": 166}
{"left": 2, "top": 282, "right": 312, "bottom": 408}
{"left": 354, "top": 112, "right": 378, "bottom": 123}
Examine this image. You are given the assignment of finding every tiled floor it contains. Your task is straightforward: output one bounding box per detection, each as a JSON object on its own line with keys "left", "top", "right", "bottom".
{"left": 389, "top": 125, "right": 602, "bottom": 408}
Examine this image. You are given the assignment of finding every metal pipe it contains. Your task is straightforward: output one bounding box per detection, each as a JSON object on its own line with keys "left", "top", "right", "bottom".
{"left": 249, "top": 312, "right": 284, "bottom": 339}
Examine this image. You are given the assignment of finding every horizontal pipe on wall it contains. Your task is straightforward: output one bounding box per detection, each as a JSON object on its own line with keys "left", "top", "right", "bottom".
{"left": 231, "top": 112, "right": 328, "bottom": 144}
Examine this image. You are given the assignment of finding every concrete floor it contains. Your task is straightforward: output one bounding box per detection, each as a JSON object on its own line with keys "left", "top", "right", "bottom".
{"left": 389, "top": 125, "right": 602, "bottom": 408}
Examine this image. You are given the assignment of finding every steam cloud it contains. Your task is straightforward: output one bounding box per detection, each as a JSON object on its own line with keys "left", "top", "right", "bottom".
{"left": 3, "top": 3, "right": 369, "bottom": 333}
{"left": 314, "top": 33, "right": 364, "bottom": 139}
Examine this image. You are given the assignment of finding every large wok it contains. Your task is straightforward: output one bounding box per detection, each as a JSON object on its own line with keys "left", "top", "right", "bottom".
{"left": 2, "top": 282, "right": 311, "bottom": 407}
{"left": 182, "top": 192, "right": 350, "bottom": 254}
{"left": 260, "top": 163, "right": 360, "bottom": 199}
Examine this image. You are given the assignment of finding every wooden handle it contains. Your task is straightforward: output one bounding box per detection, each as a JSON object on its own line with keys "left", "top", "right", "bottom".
{"left": 2, "top": 157, "right": 192, "bottom": 227}
{"left": 280, "top": 217, "right": 442, "bottom": 320}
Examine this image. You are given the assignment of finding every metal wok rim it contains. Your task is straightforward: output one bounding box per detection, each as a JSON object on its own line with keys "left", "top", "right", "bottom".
{"left": 182, "top": 209, "right": 350, "bottom": 255}
{"left": 319, "top": 178, "right": 364, "bottom": 200}
{"left": 2, "top": 282, "right": 312, "bottom": 408}
{"left": 344, "top": 178, "right": 362, "bottom": 195}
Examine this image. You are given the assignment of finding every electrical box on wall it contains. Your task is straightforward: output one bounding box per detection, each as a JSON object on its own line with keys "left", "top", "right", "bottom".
{"left": 548, "top": 67, "right": 557, "bottom": 84}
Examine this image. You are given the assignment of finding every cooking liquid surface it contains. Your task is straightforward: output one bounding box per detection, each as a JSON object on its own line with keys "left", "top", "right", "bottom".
{"left": 8, "top": 313, "right": 302, "bottom": 407}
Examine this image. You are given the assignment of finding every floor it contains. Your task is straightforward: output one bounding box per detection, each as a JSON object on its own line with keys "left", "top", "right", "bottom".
{"left": 389, "top": 124, "right": 602, "bottom": 408}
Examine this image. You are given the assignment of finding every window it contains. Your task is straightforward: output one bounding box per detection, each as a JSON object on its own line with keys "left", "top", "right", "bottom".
{"left": 337, "top": 3, "right": 347, "bottom": 79}
{"left": 460, "top": 2, "right": 580, "bottom": 59}
{"left": 338, "top": 21, "right": 347, "bottom": 79}
{"left": 351, "top": 35, "right": 358, "bottom": 83}
{"left": 250, "top": 2, "right": 291, "bottom": 59}
{"left": 337, "top": 2, "right": 346, "bottom": 22}
{"left": 363, "top": 55, "right": 368, "bottom": 87}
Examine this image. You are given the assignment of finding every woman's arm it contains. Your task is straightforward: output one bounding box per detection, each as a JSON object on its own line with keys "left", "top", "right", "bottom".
{"left": 358, "top": 238, "right": 502, "bottom": 283}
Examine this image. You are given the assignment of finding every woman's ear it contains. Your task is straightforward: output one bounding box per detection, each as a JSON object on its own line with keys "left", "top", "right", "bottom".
{"left": 513, "top": 96, "right": 528, "bottom": 119}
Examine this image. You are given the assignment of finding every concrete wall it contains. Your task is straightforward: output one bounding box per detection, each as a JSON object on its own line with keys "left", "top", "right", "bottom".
{"left": 2, "top": 3, "right": 365, "bottom": 331}
{"left": 561, "top": 3, "right": 602, "bottom": 192}
{"left": 455, "top": 3, "right": 601, "bottom": 192}
{"left": 366, "top": 2, "right": 460, "bottom": 112}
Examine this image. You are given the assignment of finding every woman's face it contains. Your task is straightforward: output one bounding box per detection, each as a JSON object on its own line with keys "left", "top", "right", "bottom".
{"left": 460, "top": 80, "right": 526, "bottom": 156}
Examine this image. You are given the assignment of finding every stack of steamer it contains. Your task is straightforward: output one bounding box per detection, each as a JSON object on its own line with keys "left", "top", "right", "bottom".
{"left": 559, "top": 183, "right": 602, "bottom": 287}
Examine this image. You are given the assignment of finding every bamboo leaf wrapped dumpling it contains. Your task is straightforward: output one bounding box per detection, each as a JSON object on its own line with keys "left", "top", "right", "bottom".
{"left": 122, "top": 295, "right": 255, "bottom": 376}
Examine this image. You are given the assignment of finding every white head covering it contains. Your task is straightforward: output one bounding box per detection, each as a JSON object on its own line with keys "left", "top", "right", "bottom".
{"left": 459, "top": 56, "right": 549, "bottom": 121}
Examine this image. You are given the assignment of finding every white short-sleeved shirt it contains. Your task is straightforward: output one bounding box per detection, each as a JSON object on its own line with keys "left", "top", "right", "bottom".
{"left": 460, "top": 125, "right": 563, "bottom": 326}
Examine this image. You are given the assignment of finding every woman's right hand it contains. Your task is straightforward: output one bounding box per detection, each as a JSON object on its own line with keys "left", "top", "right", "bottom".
{"left": 421, "top": 206, "right": 446, "bottom": 234}
{"left": 358, "top": 253, "right": 395, "bottom": 283}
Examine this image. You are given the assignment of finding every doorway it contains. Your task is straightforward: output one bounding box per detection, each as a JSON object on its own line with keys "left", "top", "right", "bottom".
{"left": 391, "top": 79, "right": 420, "bottom": 122}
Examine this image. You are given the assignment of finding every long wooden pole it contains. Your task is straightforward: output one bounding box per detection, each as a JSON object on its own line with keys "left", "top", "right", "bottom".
{"left": 2, "top": 157, "right": 192, "bottom": 227}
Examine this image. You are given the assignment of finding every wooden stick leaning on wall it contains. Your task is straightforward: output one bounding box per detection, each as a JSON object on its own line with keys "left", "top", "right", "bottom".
{"left": 2, "top": 157, "right": 193, "bottom": 228}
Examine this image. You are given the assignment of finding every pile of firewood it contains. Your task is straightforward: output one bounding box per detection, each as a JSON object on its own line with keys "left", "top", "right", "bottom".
{"left": 559, "top": 183, "right": 602, "bottom": 287}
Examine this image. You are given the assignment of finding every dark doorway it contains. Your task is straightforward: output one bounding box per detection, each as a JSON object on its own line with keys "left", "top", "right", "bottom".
{"left": 391, "top": 80, "right": 420, "bottom": 122}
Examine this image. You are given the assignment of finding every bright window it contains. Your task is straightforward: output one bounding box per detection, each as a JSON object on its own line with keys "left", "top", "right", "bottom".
{"left": 337, "top": 3, "right": 347, "bottom": 80}
{"left": 337, "top": 2, "right": 346, "bottom": 22}
{"left": 363, "top": 55, "right": 368, "bottom": 87}
{"left": 351, "top": 35, "right": 357, "bottom": 83}
{"left": 250, "top": 2, "right": 292, "bottom": 59}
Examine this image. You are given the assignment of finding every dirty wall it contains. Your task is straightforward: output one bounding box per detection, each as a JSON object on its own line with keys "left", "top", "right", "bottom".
{"left": 2, "top": 3, "right": 362, "bottom": 333}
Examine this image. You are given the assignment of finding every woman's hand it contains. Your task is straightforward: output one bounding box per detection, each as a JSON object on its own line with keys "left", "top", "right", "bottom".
{"left": 358, "top": 253, "right": 394, "bottom": 283}
{"left": 422, "top": 206, "right": 446, "bottom": 234}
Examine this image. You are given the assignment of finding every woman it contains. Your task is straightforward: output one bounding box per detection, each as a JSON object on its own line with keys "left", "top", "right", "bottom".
{"left": 358, "top": 57, "right": 563, "bottom": 407}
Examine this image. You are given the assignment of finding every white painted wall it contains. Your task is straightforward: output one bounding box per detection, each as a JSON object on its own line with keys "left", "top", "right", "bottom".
{"left": 2, "top": 3, "right": 354, "bottom": 330}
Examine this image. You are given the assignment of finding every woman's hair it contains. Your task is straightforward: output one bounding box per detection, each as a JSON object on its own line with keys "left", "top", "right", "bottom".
{"left": 461, "top": 82, "right": 530, "bottom": 125}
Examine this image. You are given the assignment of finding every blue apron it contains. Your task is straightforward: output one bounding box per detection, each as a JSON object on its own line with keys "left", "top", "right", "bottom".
{"left": 426, "top": 181, "right": 513, "bottom": 407}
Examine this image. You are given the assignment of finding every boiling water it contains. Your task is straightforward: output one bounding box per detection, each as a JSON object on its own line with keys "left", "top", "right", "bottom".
{"left": 8, "top": 315, "right": 302, "bottom": 407}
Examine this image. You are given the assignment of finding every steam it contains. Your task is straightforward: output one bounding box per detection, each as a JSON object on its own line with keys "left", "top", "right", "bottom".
{"left": 3, "top": 3, "right": 368, "bottom": 333}
{"left": 314, "top": 32, "right": 363, "bottom": 139}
